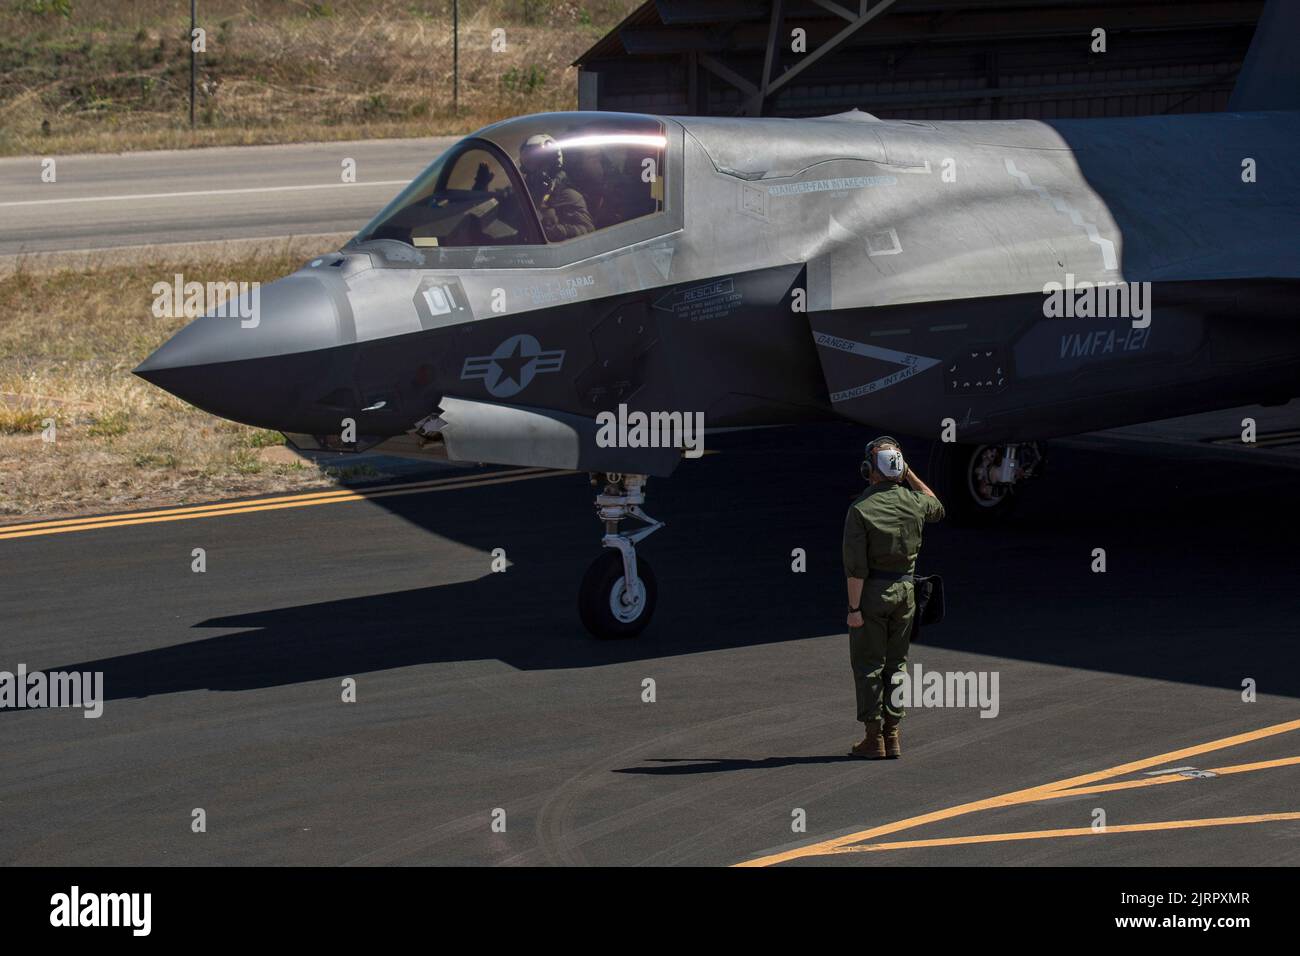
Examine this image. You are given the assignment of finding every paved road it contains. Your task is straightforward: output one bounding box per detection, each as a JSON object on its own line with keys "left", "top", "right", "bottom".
{"left": 0, "top": 138, "right": 455, "bottom": 255}
{"left": 2, "top": 424, "right": 1297, "bottom": 866}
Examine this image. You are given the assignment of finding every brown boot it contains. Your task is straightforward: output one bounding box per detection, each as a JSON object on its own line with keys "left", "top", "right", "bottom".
{"left": 850, "top": 721, "right": 885, "bottom": 759}
{"left": 882, "top": 716, "right": 902, "bottom": 759}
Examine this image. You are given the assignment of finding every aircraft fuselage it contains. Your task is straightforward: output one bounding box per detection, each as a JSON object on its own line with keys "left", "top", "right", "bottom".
{"left": 137, "top": 109, "right": 1300, "bottom": 477}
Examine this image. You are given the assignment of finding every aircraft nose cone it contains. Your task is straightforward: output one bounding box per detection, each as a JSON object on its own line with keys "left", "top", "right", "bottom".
{"left": 134, "top": 273, "right": 350, "bottom": 429}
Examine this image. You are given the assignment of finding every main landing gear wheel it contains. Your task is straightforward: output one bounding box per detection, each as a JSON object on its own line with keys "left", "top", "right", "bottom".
{"left": 578, "top": 473, "right": 662, "bottom": 639}
{"left": 928, "top": 441, "right": 1044, "bottom": 525}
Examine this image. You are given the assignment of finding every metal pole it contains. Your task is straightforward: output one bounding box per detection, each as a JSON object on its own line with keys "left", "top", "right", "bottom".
{"left": 453, "top": 0, "right": 459, "bottom": 114}
{"left": 189, "top": 0, "right": 196, "bottom": 127}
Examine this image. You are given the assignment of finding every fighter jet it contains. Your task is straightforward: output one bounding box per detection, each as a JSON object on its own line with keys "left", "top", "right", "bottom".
{"left": 136, "top": 2, "right": 1300, "bottom": 638}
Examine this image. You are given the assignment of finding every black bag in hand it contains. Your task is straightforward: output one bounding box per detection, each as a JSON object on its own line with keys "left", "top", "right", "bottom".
{"left": 910, "top": 574, "right": 945, "bottom": 643}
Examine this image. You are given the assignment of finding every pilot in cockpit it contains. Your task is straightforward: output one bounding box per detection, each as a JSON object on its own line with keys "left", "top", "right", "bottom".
{"left": 514, "top": 133, "right": 594, "bottom": 242}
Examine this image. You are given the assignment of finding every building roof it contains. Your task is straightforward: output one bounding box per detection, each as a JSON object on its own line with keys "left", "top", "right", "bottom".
{"left": 575, "top": 0, "right": 1265, "bottom": 119}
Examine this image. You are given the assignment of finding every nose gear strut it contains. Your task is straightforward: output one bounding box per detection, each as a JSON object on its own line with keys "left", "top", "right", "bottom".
{"left": 579, "top": 473, "right": 662, "bottom": 638}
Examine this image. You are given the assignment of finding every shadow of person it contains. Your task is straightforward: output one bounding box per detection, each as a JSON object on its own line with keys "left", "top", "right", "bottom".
{"left": 613, "top": 756, "right": 863, "bottom": 775}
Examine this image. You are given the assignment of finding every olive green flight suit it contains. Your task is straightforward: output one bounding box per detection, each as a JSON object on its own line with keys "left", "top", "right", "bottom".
{"left": 842, "top": 481, "right": 945, "bottom": 723}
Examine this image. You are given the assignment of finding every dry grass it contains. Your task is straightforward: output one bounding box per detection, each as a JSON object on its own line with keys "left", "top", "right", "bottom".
{"left": 0, "top": 0, "right": 635, "bottom": 156}
{"left": 0, "top": 240, "right": 384, "bottom": 522}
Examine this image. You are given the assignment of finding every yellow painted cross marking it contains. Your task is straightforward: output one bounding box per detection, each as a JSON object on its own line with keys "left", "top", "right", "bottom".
{"left": 826, "top": 811, "right": 1300, "bottom": 855}
{"left": 736, "top": 718, "right": 1300, "bottom": 866}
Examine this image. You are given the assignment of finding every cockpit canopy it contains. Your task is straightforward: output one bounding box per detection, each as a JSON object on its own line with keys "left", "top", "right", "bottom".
{"left": 354, "top": 113, "right": 667, "bottom": 249}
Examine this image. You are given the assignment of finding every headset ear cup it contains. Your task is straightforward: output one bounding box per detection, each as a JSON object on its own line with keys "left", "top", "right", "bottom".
{"left": 860, "top": 461, "right": 872, "bottom": 483}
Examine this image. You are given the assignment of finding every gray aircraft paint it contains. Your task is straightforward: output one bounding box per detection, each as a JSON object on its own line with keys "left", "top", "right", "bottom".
{"left": 138, "top": 4, "right": 1300, "bottom": 477}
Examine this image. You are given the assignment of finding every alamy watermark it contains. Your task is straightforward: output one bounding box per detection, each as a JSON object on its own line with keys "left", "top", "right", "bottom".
{"left": 595, "top": 403, "right": 705, "bottom": 459}
{"left": 50, "top": 886, "right": 150, "bottom": 936}
{"left": 890, "top": 664, "right": 1000, "bottom": 718}
{"left": 1042, "top": 273, "right": 1151, "bottom": 329}
{"left": 0, "top": 664, "right": 104, "bottom": 718}
{"left": 151, "top": 273, "right": 261, "bottom": 328}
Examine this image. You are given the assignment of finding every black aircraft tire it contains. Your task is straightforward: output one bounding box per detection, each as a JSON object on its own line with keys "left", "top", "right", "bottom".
{"left": 927, "top": 442, "right": 1019, "bottom": 526}
{"left": 578, "top": 550, "right": 658, "bottom": 639}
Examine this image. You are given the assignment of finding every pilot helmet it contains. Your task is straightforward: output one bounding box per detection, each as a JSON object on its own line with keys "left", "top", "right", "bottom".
{"left": 519, "top": 133, "right": 563, "bottom": 186}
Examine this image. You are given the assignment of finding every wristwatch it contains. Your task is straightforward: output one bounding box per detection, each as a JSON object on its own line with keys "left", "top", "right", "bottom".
{"left": 848, "top": 605, "right": 861, "bottom": 614}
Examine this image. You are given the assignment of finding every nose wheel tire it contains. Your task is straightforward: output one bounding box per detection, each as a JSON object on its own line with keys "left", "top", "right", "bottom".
{"left": 579, "top": 549, "right": 658, "bottom": 639}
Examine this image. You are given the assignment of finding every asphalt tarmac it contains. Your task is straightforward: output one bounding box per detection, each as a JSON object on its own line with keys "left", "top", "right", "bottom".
{"left": 2, "top": 422, "right": 1297, "bottom": 866}
{"left": 0, "top": 137, "right": 454, "bottom": 255}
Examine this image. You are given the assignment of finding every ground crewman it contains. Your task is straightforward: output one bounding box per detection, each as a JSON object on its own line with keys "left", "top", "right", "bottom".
{"left": 842, "top": 436, "right": 944, "bottom": 759}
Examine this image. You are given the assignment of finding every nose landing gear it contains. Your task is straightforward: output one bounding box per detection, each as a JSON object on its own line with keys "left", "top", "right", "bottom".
{"left": 579, "top": 473, "right": 662, "bottom": 639}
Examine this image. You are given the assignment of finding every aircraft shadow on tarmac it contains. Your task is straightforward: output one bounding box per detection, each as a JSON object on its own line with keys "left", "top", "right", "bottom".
{"left": 41, "top": 424, "right": 1300, "bottom": 704}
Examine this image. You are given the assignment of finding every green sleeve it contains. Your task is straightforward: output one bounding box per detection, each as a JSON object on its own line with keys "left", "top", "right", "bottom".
{"left": 922, "top": 492, "right": 945, "bottom": 523}
{"left": 842, "top": 505, "right": 869, "bottom": 578}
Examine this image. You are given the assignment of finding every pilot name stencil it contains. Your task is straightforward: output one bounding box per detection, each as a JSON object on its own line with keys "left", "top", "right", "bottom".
{"left": 522, "top": 276, "right": 594, "bottom": 308}
{"left": 461, "top": 334, "right": 565, "bottom": 398}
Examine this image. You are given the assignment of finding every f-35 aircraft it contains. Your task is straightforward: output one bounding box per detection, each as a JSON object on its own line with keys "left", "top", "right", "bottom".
{"left": 136, "top": 3, "right": 1299, "bottom": 638}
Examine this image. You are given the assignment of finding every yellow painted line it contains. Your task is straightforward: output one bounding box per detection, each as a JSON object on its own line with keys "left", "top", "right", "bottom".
{"left": 0, "top": 468, "right": 566, "bottom": 540}
{"left": 1212, "top": 754, "right": 1300, "bottom": 775}
{"left": 0, "top": 468, "right": 550, "bottom": 535}
{"left": 1022, "top": 754, "right": 1300, "bottom": 800}
{"left": 736, "top": 717, "right": 1300, "bottom": 867}
{"left": 827, "top": 811, "right": 1300, "bottom": 855}
{"left": 1037, "top": 774, "right": 1188, "bottom": 798}
{"left": 833, "top": 756, "right": 1300, "bottom": 850}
